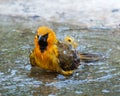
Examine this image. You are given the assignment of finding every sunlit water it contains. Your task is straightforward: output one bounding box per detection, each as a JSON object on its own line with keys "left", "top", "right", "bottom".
{"left": 0, "top": 16, "right": 120, "bottom": 96}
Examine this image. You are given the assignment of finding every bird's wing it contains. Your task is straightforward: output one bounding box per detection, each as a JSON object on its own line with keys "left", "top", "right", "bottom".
{"left": 57, "top": 41, "right": 80, "bottom": 71}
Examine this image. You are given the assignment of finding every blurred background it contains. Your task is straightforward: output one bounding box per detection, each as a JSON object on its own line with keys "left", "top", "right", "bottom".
{"left": 1, "top": 0, "right": 120, "bottom": 28}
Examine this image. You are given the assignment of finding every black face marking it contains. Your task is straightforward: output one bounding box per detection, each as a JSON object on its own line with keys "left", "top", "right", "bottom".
{"left": 38, "top": 33, "right": 48, "bottom": 52}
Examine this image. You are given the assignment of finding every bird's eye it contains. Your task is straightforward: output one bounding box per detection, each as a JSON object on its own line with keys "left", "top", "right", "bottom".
{"left": 68, "top": 39, "right": 71, "bottom": 42}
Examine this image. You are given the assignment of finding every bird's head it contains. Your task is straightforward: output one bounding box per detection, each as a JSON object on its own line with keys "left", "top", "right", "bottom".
{"left": 34, "top": 26, "right": 57, "bottom": 52}
{"left": 64, "top": 36, "right": 78, "bottom": 49}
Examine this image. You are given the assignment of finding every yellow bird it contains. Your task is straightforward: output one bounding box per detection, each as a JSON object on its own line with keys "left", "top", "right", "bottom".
{"left": 29, "top": 26, "right": 102, "bottom": 75}
{"left": 29, "top": 26, "right": 80, "bottom": 75}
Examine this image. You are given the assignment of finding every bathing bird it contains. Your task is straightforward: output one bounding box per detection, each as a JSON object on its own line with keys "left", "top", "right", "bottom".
{"left": 64, "top": 36, "right": 102, "bottom": 62}
{"left": 29, "top": 26, "right": 102, "bottom": 75}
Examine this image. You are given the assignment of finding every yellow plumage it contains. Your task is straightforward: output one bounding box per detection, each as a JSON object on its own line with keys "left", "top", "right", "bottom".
{"left": 29, "top": 26, "right": 80, "bottom": 75}
{"left": 29, "top": 26, "right": 102, "bottom": 75}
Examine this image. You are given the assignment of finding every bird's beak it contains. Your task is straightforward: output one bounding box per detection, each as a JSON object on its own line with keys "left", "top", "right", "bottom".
{"left": 38, "top": 34, "right": 48, "bottom": 42}
{"left": 38, "top": 35, "right": 42, "bottom": 42}
{"left": 38, "top": 33, "right": 48, "bottom": 46}
{"left": 37, "top": 33, "right": 48, "bottom": 52}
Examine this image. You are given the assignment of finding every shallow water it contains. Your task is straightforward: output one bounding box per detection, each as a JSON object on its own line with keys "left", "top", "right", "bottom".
{"left": 0, "top": 16, "right": 120, "bottom": 96}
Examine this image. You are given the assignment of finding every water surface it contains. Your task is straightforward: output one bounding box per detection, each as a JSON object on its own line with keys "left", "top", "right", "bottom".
{"left": 0, "top": 16, "right": 120, "bottom": 96}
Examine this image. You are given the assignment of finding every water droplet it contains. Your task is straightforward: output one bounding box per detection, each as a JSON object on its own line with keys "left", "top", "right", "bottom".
{"left": 102, "top": 89, "right": 110, "bottom": 93}
{"left": 75, "top": 90, "right": 83, "bottom": 94}
{"left": 57, "top": 74, "right": 66, "bottom": 80}
{"left": 63, "top": 51, "right": 67, "bottom": 54}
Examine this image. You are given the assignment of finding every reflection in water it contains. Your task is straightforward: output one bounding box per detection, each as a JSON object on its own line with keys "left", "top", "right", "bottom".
{"left": 29, "top": 67, "right": 58, "bottom": 83}
{"left": 0, "top": 16, "right": 120, "bottom": 96}
{"left": 32, "top": 85, "right": 59, "bottom": 96}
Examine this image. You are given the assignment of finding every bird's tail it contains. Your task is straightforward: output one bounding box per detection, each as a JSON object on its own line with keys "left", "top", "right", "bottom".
{"left": 79, "top": 52, "right": 104, "bottom": 63}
